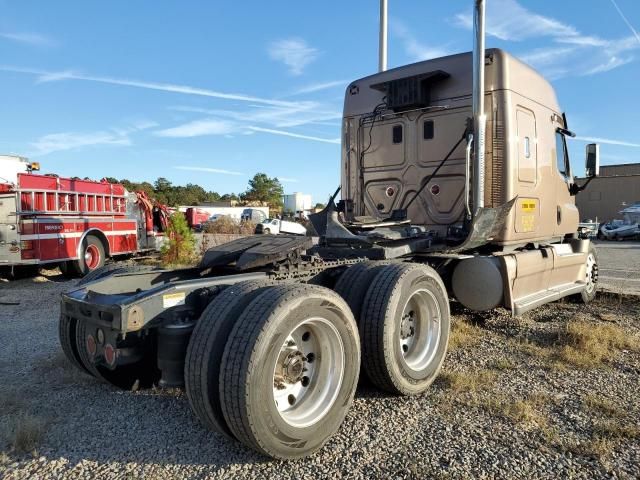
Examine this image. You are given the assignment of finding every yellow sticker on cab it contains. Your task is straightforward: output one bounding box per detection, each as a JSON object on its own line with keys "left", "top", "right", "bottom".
{"left": 163, "top": 292, "right": 186, "bottom": 308}
{"left": 521, "top": 200, "right": 537, "bottom": 212}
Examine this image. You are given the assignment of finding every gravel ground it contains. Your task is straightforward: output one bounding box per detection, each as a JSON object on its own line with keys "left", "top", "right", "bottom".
{"left": 1, "top": 264, "right": 639, "bottom": 479}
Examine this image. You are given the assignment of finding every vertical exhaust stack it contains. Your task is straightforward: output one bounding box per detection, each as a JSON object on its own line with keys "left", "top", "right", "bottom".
{"left": 472, "top": 0, "right": 486, "bottom": 215}
{"left": 379, "top": 0, "right": 388, "bottom": 72}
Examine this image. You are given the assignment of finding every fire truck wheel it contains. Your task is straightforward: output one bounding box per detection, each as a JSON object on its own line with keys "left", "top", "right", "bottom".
{"left": 185, "top": 280, "right": 274, "bottom": 440}
{"left": 220, "top": 284, "right": 360, "bottom": 459}
{"left": 75, "top": 320, "right": 159, "bottom": 390}
{"left": 58, "top": 314, "right": 94, "bottom": 376}
{"left": 67, "top": 235, "right": 106, "bottom": 278}
{"left": 360, "top": 263, "right": 450, "bottom": 396}
{"left": 263, "top": 228, "right": 271, "bottom": 235}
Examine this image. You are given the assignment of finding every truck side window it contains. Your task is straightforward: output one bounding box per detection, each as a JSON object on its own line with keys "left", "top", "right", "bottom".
{"left": 423, "top": 120, "right": 434, "bottom": 140}
{"left": 392, "top": 125, "right": 403, "bottom": 144}
{"left": 555, "top": 131, "right": 568, "bottom": 177}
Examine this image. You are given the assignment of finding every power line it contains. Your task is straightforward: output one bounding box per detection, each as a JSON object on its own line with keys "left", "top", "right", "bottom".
{"left": 609, "top": 0, "right": 640, "bottom": 45}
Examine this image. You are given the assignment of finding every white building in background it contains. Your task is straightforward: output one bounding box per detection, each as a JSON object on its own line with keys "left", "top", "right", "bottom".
{"left": 283, "top": 192, "right": 312, "bottom": 216}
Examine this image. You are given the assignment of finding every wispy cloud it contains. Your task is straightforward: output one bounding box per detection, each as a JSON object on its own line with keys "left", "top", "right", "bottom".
{"left": 453, "top": 0, "right": 639, "bottom": 79}
{"left": 0, "top": 31, "right": 56, "bottom": 47}
{"left": 277, "top": 177, "right": 299, "bottom": 183}
{"left": 155, "top": 119, "right": 235, "bottom": 138}
{"left": 29, "top": 121, "right": 154, "bottom": 156}
{"left": 289, "top": 79, "right": 348, "bottom": 96}
{"left": 0, "top": 65, "right": 302, "bottom": 108}
{"left": 246, "top": 126, "right": 340, "bottom": 144}
{"left": 31, "top": 131, "right": 131, "bottom": 157}
{"left": 391, "top": 20, "right": 451, "bottom": 62}
{"left": 169, "top": 103, "right": 341, "bottom": 129}
{"left": 573, "top": 136, "right": 640, "bottom": 148}
{"left": 173, "top": 166, "right": 244, "bottom": 176}
{"left": 453, "top": 0, "right": 577, "bottom": 42}
{"left": 268, "top": 38, "right": 319, "bottom": 75}
{"left": 609, "top": 0, "right": 640, "bottom": 46}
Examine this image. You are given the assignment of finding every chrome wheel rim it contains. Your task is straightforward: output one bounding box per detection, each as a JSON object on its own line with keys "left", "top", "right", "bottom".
{"left": 399, "top": 289, "right": 442, "bottom": 371}
{"left": 272, "top": 317, "right": 345, "bottom": 428}
{"left": 585, "top": 253, "right": 598, "bottom": 294}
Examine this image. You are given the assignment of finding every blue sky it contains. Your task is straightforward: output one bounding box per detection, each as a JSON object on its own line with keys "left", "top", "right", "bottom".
{"left": 1, "top": 0, "right": 639, "bottom": 203}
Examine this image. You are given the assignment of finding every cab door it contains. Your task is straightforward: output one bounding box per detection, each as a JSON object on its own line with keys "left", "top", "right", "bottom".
{"left": 553, "top": 131, "right": 579, "bottom": 236}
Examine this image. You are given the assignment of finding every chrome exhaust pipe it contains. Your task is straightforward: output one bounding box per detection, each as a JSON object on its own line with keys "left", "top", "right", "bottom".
{"left": 379, "top": 0, "right": 388, "bottom": 72}
{"left": 472, "top": 0, "right": 486, "bottom": 214}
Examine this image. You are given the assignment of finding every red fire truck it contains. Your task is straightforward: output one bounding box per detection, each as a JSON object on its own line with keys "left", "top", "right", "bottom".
{"left": 0, "top": 155, "right": 166, "bottom": 276}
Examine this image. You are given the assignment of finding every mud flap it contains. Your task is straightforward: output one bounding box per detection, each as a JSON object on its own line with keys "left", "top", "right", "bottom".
{"left": 445, "top": 198, "right": 517, "bottom": 252}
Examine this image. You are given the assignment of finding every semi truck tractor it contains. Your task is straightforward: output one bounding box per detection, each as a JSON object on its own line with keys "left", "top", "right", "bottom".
{"left": 58, "top": 0, "right": 600, "bottom": 460}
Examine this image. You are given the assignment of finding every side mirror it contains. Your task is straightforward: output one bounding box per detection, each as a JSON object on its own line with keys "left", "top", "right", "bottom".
{"left": 585, "top": 143, "right": 600, "bottom": 178}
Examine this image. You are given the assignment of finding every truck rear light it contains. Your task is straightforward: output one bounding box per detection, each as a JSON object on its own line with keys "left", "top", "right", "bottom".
{"left": 86, "top": 335, "right": 97, "bottom": 357}
{"left": 104, "top": 344, "right": 117, "bottom": 366}
{"left": 20, "top": 240, "right": 34, "bottom": 250}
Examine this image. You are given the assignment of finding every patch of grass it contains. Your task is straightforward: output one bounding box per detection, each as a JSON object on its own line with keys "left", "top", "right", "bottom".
{"left": 594, "top": 420, "right": 640, "bottom": 440}
{"left": 448, "top": 320, "right": 483, "bottom": 350}
{"left": 2, "top": 413, "right": 46, "bottom": 453}
{"left": 0, "top": 451, "right": 10, "bottom": 465}
{"left": 566, "top": 436, "right": 614, "bottom": 464}
{"left": 438, "top": 369, "right": 496, "bottom": 395}
{"left": 582, "top": 395, "right": 625, "bottom": 418}
{"left": 510, "top": 337, "right": 552, "bottom": 360}
{"left": 486, "top": 393, "right": 550, "bottom": 429}
{"left": 556, "top": 321, "right": 639, "bottom": 368}
{"left": 489, "top": 356, "right": 516, "bottom": 371}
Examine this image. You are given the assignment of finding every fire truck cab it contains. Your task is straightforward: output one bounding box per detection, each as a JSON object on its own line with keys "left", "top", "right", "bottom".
{"left": 0, "top": 155, "right": 164, "bottom": 276}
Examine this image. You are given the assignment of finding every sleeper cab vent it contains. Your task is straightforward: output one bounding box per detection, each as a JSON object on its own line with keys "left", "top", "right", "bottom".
{"left": 370, "top": 70, "right": 450, "bottom": 112}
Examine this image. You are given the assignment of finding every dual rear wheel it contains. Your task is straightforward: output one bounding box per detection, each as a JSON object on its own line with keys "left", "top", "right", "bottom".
{"left": 336, "top": 262, "right": 450, "bottom": 395}
{"left": 185, "top": 262, "right": 449, "bottom": 458}
{"left": 185, "top": 282, "right": 360, "bottom": 459}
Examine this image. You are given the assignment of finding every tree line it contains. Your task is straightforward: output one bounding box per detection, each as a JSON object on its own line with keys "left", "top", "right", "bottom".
{"left": 103, "top": 172, "right": 284, "bottom": 209}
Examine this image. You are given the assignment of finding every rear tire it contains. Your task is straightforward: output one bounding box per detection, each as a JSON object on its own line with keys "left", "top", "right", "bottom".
{"left": 185, "top": 280, "right": 274, "bottom": 439}
{"left": 334, "top": 261, "right": 392, "bottom": 322}
{"left": 220, "top": 284, "right": 360, "bottom": 459}
{"left": 58, "top": 314, "right": 94, "bottom": 376}
{"left": 360, "top": 263, "right": 450, "bottom": 395}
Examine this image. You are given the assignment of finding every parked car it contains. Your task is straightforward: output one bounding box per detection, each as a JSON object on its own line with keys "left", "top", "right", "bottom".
{"left": 241, "top": 208, "right": 267, "bottom": 223}
{"left": 255, "top": 218, "right": 307, "bottom": 235}
{"left": 599, "top": 221, "right": 640, "bottom": 240}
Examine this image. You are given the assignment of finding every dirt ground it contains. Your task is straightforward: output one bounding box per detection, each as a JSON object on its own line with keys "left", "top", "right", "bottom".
{"left": 0, "top": 248, "right": 639, "bottom": 479}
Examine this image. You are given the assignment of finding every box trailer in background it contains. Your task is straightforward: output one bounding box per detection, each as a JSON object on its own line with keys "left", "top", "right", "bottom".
{"left": 0, "top": 155, "right": 167, "bottom": 276}
{"left": 283, "top": 192, "right": 312, "bottom": 216}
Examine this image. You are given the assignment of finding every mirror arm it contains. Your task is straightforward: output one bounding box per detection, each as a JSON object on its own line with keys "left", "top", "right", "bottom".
{"left": 569, "top": 176, "right": 595, "bottom": 196}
